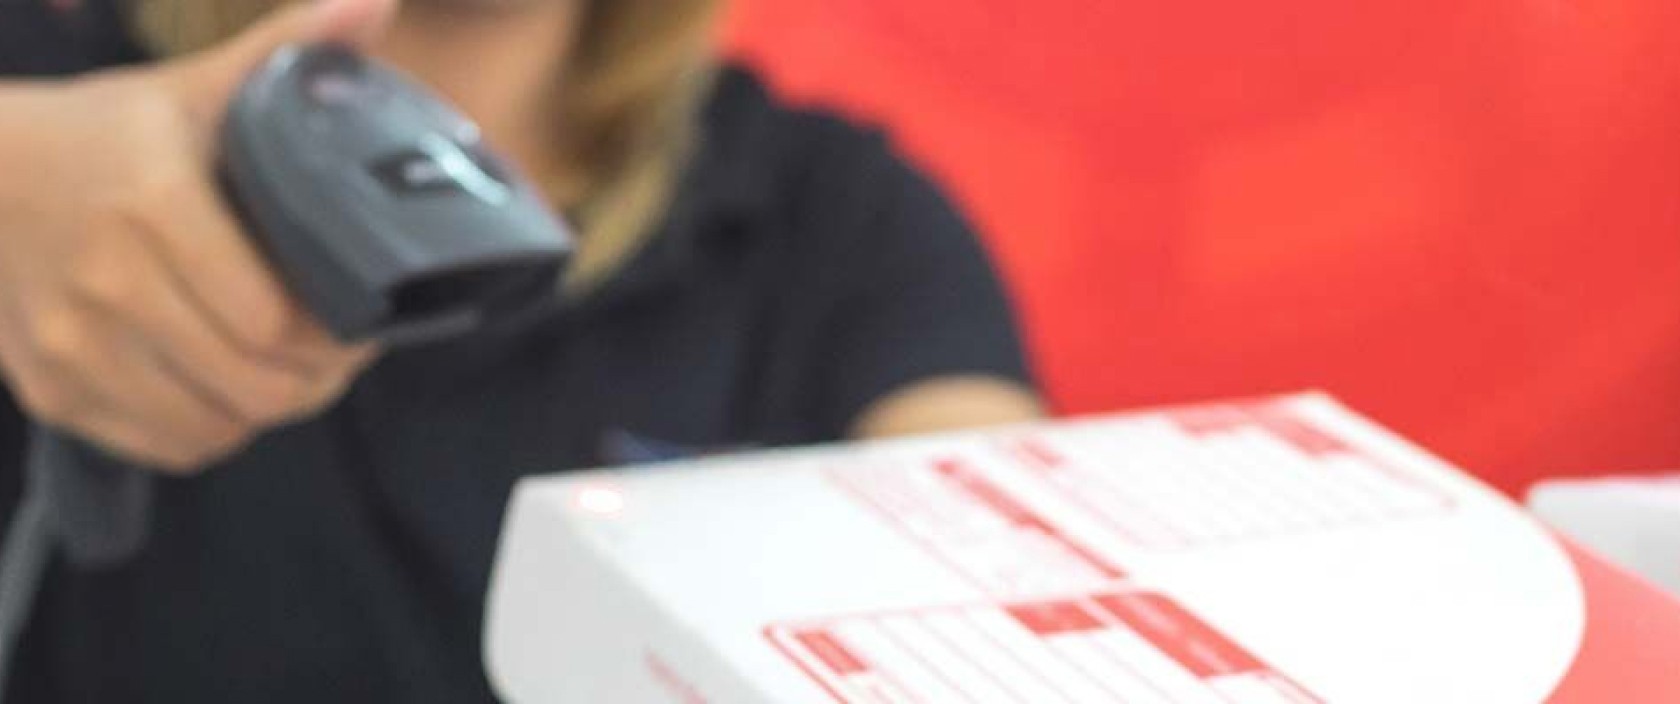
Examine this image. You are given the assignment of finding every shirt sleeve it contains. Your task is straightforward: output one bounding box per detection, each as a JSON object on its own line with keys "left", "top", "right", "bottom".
{"left": 805, "top": 128, "right": 1037, "bottom": 435}
{"left": 0, "top": 0, "right": 144, "bottom": 76}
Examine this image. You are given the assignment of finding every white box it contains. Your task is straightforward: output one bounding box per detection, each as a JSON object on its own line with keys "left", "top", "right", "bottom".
{"left": 1530, "top": 474, "right": 1680, "bottom": 597}
{"left": 485, "top": 393, "right": 1680, "bottom": 703}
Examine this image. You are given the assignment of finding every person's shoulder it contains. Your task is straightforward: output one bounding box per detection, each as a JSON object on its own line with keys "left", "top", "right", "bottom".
{"left": 697, "top": 64, "right": 942, "bottom": 226}
{"left": 705, "top": 65, "right": 917, "bottom": 180}
{"left": 704, "top": 64, "right": 892, "bottom": 156}
{"left": 694, "top": 65, "right": 987, "bottom": 289}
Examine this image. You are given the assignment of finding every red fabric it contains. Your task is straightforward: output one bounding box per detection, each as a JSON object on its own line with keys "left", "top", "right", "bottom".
{"left": 721, "top": 1, "right": 1680, "bottom": 496}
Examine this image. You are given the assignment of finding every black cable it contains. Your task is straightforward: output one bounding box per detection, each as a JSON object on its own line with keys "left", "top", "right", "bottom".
{"left": 0, "top": 456, "right": 50, "bottom": 699}
{"left": 0, "top": 429, "right": 155, "bottom": 701}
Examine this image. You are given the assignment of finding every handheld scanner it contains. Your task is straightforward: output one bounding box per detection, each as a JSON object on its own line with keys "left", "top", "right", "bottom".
{"left": 220, "top": 44, "right": 573, "bottom": 345}
{"left": 34, "top": 45, "right": 575, "bottom": 570}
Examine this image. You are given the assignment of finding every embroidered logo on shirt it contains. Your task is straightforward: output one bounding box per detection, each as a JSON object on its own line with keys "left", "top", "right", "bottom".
{"left": 598, "top": 429, "right": 758, "bottom": 466}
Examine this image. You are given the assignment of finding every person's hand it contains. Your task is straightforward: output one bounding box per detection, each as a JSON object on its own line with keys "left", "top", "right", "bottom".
{"left": 0, "top": 0, "right": 399, "bottom": 473}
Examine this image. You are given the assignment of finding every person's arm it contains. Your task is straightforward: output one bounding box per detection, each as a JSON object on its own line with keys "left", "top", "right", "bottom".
{"left": 854, "top": 376, "right": 1042, "bottom": 438}
{"left": 807, "top": 131, "right": 1044, "bottom": 440}
{"left": 0, "top": 0, "right": 393, "bottom": 472}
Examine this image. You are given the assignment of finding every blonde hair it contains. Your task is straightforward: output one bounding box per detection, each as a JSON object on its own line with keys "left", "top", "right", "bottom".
{"left": 130, "top": 0, "right": 723, "bottom": 292}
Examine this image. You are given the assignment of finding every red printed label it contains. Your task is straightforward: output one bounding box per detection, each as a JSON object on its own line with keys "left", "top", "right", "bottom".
{"left": 1093, "top": 593, "right": 1265, "bottom": 679}
{"left": 796, "top": 631, "right": 870, "bottom": 676}
{"left": 934, "top": 459, "right": 1127, "bottom": 581}
{"left": 1246, "top": 409, "right": 1352, "bottom": 457}
{"left": 768, "top": 592, "right": 1322, "bottom": 704}
{"left": 827, "top": 458, "right": 1126, "bottom": 595}
{"left": 1006, "top": 401, "right": 1454, "bottom": 551}
{"left": 1007, "top": 601, "right": 1106, "bottom": 637}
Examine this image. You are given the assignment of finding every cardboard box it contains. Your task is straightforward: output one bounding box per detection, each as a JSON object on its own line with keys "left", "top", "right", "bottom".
{"left": 1530, "top": 474, "right": 1680, "bottom": 597}
{"left": 484, "top": 393, "right": 1680, "bottom": 703}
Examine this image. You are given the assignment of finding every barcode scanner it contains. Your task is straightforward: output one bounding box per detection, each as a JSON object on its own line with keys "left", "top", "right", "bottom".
{"left": 0, "top": 45, "right": 573, "bottom": 691}
{"left": 223, "top": 44, "right": 572, "bottom": 345}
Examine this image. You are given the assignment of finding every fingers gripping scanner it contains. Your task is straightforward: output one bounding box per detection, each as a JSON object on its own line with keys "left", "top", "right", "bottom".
{"left": 0, "top": 45, "right": 574, "bottom": 694}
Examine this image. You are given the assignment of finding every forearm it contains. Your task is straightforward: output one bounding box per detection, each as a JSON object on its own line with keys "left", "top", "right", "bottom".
{"left": 851, "top": 376, "right": 1044, "bottom": 440}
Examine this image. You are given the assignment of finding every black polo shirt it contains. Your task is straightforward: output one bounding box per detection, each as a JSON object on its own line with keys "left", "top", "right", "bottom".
{"left": 0, "top": 4, "right": 1032, "bottom": 702}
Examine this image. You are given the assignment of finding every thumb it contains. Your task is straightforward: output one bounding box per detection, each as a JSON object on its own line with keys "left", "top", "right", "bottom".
{"left": 166, "top": 0, "right": 399, "bottom": 129}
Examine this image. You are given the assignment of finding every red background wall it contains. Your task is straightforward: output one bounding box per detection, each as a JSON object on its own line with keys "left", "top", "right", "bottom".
{"left": 721, "top": 1, "right": 1680, "bottom": 496}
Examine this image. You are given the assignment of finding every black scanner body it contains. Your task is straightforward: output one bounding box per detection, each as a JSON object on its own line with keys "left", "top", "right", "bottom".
{"left": 45, "top": 44, "right": 575, "bottom": 568}
{"left": 221, "top": 44, "right": 573, "bottom": 344}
